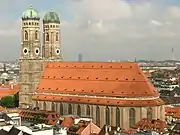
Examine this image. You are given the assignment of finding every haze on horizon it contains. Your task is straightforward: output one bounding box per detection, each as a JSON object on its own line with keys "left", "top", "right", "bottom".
{"left": 0, "top": 0, "right": 180, "bottom": 61}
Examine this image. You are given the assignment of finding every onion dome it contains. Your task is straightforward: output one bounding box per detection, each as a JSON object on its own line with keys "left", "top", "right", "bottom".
{"left": 22, "top": 6, "right": 40, "bottom": 20}
{"left": 43, "top": 11, "right": 60, "bottom": 23}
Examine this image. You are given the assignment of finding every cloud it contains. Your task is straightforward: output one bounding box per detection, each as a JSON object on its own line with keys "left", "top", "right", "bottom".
{"left": 0, "top": 0, "right": 180, "bottom": 61}
{"left": 61, "top": 0, "right": 180, "bottom": 61}
{"left": 150, "top": 20, "right": 162, "bottom": 26}
{"left": 167, "top": 6, "right": 180, "bottom": 19}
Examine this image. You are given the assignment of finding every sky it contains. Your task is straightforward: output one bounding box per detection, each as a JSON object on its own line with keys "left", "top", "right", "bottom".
{"left": 1, "top": 0, "right": 180, "bottom": 61}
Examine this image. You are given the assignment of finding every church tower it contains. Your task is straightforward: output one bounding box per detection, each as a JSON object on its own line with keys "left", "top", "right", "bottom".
{"left": 42, "top": 11, "right": 62, "bottom": 60}
{"left": 19, "top": 7, "right": 42, "bottom": 108}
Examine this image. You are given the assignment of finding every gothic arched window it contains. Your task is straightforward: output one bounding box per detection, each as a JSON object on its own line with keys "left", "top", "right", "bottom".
{"left": 147, "top": 107, "right": 153, "bottom": 120}
{"left": 25, "top": 31, "right": 28, "bottom": 40}
{"left": 86, "top": 105, "right": 90, "bottom": 116}
{"left": 106, "top": 106, "right": 110, "bottom": 125}
{"left": 56, "top": 32, "right": 59, "bottom": 41}
{"left": 46, "top": 33, "right": 49, "bottom": 41}
{"left": 43, "top": 102, "right": 46, "bottom": 110}
{"left": 96, "top": 106, "right": 100, "bottom": 126}
{"left": 52, "top": 102, "right": 55, "bottom": 111}
{"left": 68, "top": 104, "right": 72, "bottom": 114}
{"left": 36, "top": 101, "right": 38, "bottom": 107}
{"left": 77, "top": 105, "right": 81, "bottom": 116}
{"left": 116, "top": 107, "right": 120, "bottom": 127}
{"left": 35, "top": 31, "right": 38, "bottom": 40}
{"left": 60, "top": 103, "right": 63, "bottom": 115}
{"left": 129, "top": 108, "right": 136, "bottom": 127}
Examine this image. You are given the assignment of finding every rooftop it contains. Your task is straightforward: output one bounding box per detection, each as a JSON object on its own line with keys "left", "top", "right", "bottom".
{"left": 34, "top": 62, "right": 164, "bottom": 106}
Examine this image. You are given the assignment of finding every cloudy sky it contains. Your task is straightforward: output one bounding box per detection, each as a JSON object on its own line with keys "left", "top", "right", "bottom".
{"left": 1, "top": 0, "right": 180, "bottom": 61}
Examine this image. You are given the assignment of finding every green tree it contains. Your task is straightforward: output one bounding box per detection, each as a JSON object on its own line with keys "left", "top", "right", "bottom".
{"left": 0, "top": 96, "right": 15, "bottom": 108}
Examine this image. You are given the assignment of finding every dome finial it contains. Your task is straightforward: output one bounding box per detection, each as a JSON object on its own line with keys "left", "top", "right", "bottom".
{"left": 29, "top": 5, "right": 32, "bottom": 8}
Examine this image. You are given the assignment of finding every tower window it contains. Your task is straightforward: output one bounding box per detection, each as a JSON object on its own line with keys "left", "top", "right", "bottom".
{"left": 46, "top": 33, "right": 49, "bottom": 41}
{"left": 24, "top": 31, "right": 28, "bottom": 40}
{"left": 35, "top": 31, "right": 38, "bottom": 40}
{"left": 29, "top": 22, "right": 31, "bottom": 25}
{"left": 56, "top": 32, "right": 59, "bottom": 41}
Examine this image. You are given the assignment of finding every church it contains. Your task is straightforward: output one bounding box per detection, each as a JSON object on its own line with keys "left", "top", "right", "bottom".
{"left": 19, "top": 7, "right": 165, "bottom": 129}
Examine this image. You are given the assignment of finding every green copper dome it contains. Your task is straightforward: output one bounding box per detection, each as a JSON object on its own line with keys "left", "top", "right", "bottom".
{"left": 22, "top": 7, "right": 40, "bottom": 20}
{"left": 43, "top": 11, "right": 60, "bottom": 23}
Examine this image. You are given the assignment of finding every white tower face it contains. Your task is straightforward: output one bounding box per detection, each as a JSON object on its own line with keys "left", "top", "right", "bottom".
{"left": 21, "top": 7, "right": 41, "bottom": 59}
{"left": 42, "top": 11, "right": 62, "bottom": 59}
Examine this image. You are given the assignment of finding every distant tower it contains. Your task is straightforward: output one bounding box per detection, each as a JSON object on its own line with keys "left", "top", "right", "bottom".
{"left": 78, "top": 53, "right": 83, "bottom": 62}
{"left": 42, "top": 11, "right": 62, "bottom": 60}
{"left": 172, "top": 47, "right": 175, "bottom": 61}
{"left": 3, "top": 63, "right": 6, "bottom": 73}
{"left": 19, "top": 7, "right": 41, "bottom": 108}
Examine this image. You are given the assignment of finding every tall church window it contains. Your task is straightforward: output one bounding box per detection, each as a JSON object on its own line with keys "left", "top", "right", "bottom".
{"left": 56, "top": 32, "right": 59, "bottom": 41}
{"left": 25, "top": 31, "right": 28, "bottom": 40}
{"left": 35, "top": 31, "right": 38, "bottom": 40}
{"left": 106, "top": 106, "right": 110, "bottom": 125}
{"left": 60, "top": 103, "right": 63, "bottom": 115}
{"left": 86, "top": 105, "right": 90, "bottom": 116}
{"left": 129, "top": 108, "right": 136, "bottom": 127}
{"left": 77, "top": 104, "right": 81, "bottom": 116}
{"left": 147, "top": 107, "right": 153, "bottom": 120}
{"left": 68, "top": 104, "right": 72, "bottom": 114}
{"left": 52, "top": 102, "right": 55, "bottom": 111}
{"left": 116, "top": 107, "right": 120, "bottom": 127}
{"left": 46, "top": 33, "right": 49, "bottom": 41}
{"left": 43, "top": 102, "right": 46, "bottom": 110}
{"left": 96, "top": 106, "right": 100, "bottom": 126}
{"left": 36, "top": 101, "right": 38, "bottom": 107}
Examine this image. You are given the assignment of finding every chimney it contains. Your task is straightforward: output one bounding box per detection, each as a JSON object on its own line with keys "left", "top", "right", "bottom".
{"left": 105, "top": 125, "right": 108, "bottom": 133}
{"left": 10, "top": 83, "right": 14, "bottom": 89}
{"left": 109, "top": 126, "right": 111, "bottom": 132}
{"left": 117, "top": 127, "right": 120, "bottom": 131}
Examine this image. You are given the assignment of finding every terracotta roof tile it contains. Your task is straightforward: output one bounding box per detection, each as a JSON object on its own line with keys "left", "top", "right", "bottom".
{"left": 165, "top": 107, "right": 180, "bottom": 118}
{"left": 19, "top": 109, "right": 60, "bottom": 125}
{"left": 132, "top": 118, "right": 167, "bottom": 133}
{"left": 32, "top": 94, "right": 164, "bottom": 107}
{"left": 61, "top": 117, "right": 74, "bottom": 128}
{"left": 0, "top": 84, "right": 19, "bottom": 99}
{"left": 35, "top": 62, "right": 164, "bottom": 106}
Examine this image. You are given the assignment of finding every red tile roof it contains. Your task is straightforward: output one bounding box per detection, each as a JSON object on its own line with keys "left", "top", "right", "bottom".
{"left": 19, "top": 109, "right": 60, "bottom": 125}
{"left": 61, "top": 117, "right": 74, "bottom": 128}
{"left": 0, "top": 84, "right": 19, "bottom": 99}
{"left": 165, "top": 107, "right": 180, "bottom": 118}
{"left": 33, "top": 62, "right": 164, "bottom": 106}
{"left": 132, "top": 118, "right": 167, "bottom": 133}
{"left": 0, "top": 106, "right": 5, "bottom": 112}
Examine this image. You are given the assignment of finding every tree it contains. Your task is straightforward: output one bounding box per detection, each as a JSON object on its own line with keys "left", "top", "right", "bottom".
{"left": 0, "top": 96, "right": 15, "bottom": 108}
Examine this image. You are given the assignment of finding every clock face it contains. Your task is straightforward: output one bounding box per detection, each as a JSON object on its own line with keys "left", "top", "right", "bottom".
{"left": 55, "top": 48, "right": 60, "bottom": 55}
{"left": 34, "top": 47, "right": 40, "bottom": 55}
{"left": 23, "top": 48, "right": 28, "bottom": 55}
